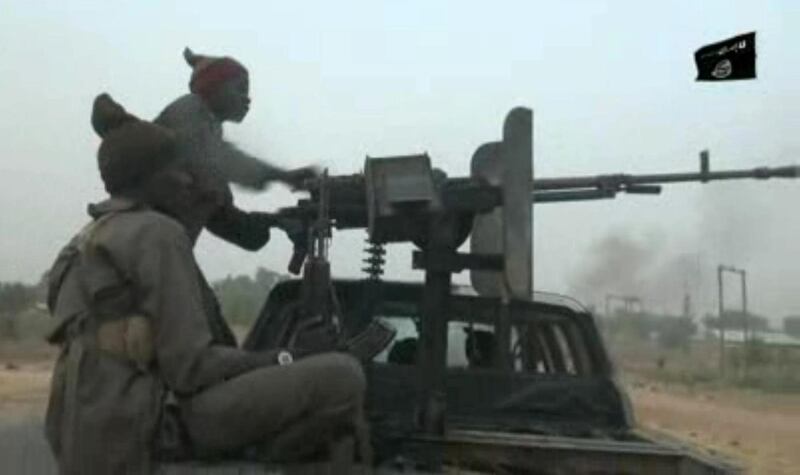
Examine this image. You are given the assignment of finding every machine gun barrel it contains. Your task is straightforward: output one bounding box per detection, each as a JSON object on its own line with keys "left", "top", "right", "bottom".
{"left": 534, "top": 165, "right": 800, "bottom": 191}
{"left": 532, "top": 163, "right": 800, "bottom": 203}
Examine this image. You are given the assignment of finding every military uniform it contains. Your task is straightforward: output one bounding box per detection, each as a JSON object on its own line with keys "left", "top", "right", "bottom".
{"left": 45, "top": 198, "right": 365, "bottom": 474}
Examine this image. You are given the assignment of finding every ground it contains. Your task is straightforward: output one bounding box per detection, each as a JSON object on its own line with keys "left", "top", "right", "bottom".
{"left": 627, "top": 377, "right": 800, "bottom": 475}
{"left": 2, "top": 343, "right": 800, "bottom": 474}
{"left": 0, "top": 343, "right": 54, "bottom": 424}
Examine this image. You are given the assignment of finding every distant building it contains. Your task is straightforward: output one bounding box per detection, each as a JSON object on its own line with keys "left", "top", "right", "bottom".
{"left": 704, "top": 329, "right": 800, "bottom": 348}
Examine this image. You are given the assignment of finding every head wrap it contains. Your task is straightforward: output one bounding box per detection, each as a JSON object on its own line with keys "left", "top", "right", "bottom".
{"left": 92, "top": 94, "right": 177, "bottom": 194}
{"left": 184, "top": 47, "right": 248, "bottom": 99}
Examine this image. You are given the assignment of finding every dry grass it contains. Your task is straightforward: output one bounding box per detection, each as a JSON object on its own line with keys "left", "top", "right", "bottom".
{"left": 626, "top": 373, "right": 800, "bottom": 475}
{"left": 612, "top": 337, "right": 800, "bottom": 474}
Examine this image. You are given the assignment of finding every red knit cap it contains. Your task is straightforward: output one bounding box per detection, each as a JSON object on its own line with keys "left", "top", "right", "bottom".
{"left": 184, "top": 47, "right": 248, "bottom": 99}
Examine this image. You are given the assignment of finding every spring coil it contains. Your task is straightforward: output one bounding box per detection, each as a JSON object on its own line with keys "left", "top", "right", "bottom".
{"left": 362, "top": 240, "right": 386, "bottom": 281}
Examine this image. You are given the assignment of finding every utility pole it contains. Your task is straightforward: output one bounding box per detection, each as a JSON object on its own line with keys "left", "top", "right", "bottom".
{"left": 717, "top": 265, "right": 725, "bottom": 377}
{"left": 741, "top": 269, "right": 749, "bottom": 376}
{"left": 718, "top": 264, "right": 749, "bottom": 379}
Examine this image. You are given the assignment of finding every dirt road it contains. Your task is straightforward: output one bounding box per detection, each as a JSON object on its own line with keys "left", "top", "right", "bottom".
{"left": 0, "top": 357, "right": 51, "bottom": 424}
{"left": 630, "top": 381, "right": 800, "bottom": 475}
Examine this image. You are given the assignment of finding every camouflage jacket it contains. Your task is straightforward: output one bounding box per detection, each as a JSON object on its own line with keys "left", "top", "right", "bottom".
{"left": 45, "top": 198, "right": 275, "bottom": 474}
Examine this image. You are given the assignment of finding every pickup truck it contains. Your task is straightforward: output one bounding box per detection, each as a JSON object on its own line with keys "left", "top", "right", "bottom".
{"left": 243, "top": 278, "right": 740, "bottom": 474}
{"left": 0, "top": 278, "right": 740, "bottom": 474}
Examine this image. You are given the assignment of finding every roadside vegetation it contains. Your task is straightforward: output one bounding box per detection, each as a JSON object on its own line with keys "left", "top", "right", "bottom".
{"left": 600, "top": 311, "right": 800, "bottom": 394}
{"left": 0, "top": 267, "right": 286, "bottom": 347}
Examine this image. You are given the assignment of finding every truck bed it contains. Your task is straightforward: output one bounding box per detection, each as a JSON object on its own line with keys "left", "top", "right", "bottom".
{"left": 2, "top": 418, "right": 738, "bottom": 474}
{"left": 414, "top": 428, "right": 740, "bottom": 474}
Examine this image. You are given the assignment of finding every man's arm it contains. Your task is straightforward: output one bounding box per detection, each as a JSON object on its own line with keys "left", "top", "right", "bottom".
{"left": 157, "top": 95, "right": 290, "bottom": 190}
{"left": 205, "top": 205, "right": 274, "bottom": 251}
{"left": 213, "top": 138, "right": 319, "bottom": 190}
{"left": 213, "top": 139, "right": 289, "bottom": 190}
{"left": 158, "top": 95, "right": 318, "bottom": 190}
{"left": 132, "top": 218, "right": 279, "bottom": 395}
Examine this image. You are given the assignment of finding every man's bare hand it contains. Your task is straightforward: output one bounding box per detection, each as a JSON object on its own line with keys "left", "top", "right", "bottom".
{"left": 282, "top": 166, "right": 320, "bottom": 189}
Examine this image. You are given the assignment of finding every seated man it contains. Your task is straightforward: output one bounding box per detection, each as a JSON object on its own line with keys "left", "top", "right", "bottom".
{"left": 387, "top": 337, "right": 419, "bottom": 366}
{"left": 464, "top": 328, "right": 497, "bottom": 368}
{"left": 45, "top": 96, "right": 366, "bottom": 474}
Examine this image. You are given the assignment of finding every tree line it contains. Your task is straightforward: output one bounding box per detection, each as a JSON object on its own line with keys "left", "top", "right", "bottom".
{"left": 0, "top": 267, "right": 287, "bottom": 340}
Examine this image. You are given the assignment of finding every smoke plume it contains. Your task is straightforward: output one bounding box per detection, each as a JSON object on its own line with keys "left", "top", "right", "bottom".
{"left": 568, "top": 182, "right": 800, "bottom": 323}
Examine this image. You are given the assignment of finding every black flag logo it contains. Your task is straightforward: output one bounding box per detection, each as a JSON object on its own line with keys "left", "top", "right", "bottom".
{"left": 694, "top": 32, "right": 756, "bottom": 81}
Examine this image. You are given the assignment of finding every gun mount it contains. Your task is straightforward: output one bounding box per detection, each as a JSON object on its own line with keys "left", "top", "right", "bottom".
{"left": 272, "top": 107, "right": 798, "bottom": 456}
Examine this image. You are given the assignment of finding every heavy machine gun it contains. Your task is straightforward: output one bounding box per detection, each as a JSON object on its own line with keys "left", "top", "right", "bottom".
{"left": 279, "top": 115, "right": 799, "bottom": 279}
{"left": 273, "top": 107, "right": 799, "bottom": 446}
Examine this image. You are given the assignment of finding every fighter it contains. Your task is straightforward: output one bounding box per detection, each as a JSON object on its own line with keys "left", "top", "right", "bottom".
{"left": 153, "top": 47, "right": 317, "bottom": 251}
{"left": 46, "top": 96, "right": 368, "bottom": 474}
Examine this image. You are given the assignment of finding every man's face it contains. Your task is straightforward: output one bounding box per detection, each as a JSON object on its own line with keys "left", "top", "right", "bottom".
{"left": 208, "top": 74, "right": 251, "bottom": 123}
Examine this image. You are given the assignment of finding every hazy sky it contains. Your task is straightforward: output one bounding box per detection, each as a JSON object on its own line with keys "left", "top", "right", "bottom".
{"left": 1, "top": 2, "right": 799, "bottom": 321}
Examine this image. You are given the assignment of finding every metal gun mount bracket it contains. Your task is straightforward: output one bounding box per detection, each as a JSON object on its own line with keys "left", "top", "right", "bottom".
{"left": 471, "top": 107, "right": 534, "bottom": 301}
